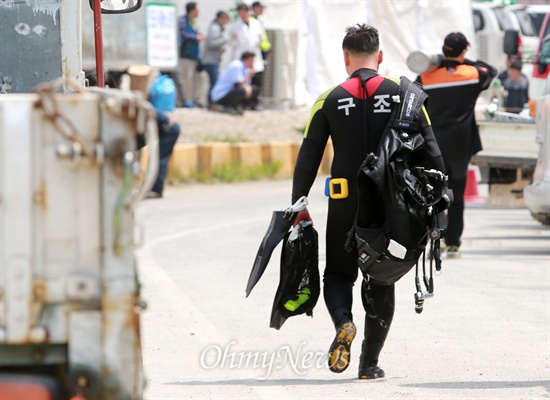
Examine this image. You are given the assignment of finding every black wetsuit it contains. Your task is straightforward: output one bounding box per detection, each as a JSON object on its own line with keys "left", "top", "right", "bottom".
{"left": 292, "top": 68, "right": 444, "bottom": 367}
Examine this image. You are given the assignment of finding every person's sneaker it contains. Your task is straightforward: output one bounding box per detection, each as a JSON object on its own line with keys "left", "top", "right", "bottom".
{"left": 358, "top": 365, "right": 385, "bottom": 380}
{"left": 222, "top": 107, "right": 238, "bottom": 115}
{"left": 446, "top": 246, "right": 461, "bottom": 258}
{"left": 327, "top": 321, "right": 356, "bottom": 373}
{"left": 440, "top": 238, "right": 447, "bottom": 254}
{"left": 145, "top": 191, "right": 162, "bottom": 200}
{"left": 223, "top": 106, "right": 244, "bottom": 116}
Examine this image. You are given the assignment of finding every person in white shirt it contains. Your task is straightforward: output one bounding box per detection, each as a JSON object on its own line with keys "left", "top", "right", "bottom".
{"left": 210, "top": 51, "right": 259, "bottom": 115}
{"left": 227, "top": 3, "right": 264, "bottom": 109}
{"left": 250, "top": 1, "right": 271, "bottom": 92}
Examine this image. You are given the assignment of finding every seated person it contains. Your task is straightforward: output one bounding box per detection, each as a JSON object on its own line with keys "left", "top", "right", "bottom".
{"left": 210, "top": 51, "right": 259, "bottom": 115}
{"left": 499, "top": 60, "right": 529, "bottom": 113}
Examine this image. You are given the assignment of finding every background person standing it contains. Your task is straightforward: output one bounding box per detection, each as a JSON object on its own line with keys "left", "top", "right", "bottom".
{"left": 202, "top": 10, "right": 230, "bottom": 110}
{"left": 178, "top": 2, "right": 206, "bottom": 108}
{"left": 416, "top": 32, "right": 497, "bottom": 258}
{"left": 250, "top": 1, "right": 272, "bottom": 95}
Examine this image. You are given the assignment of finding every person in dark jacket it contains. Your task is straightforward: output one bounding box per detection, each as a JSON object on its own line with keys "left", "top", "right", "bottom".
{"left": 178, "top": 2, "right": 205, "bottom": 107}
{"left": 500, "top": 59, "right": 529, "bottom": 113}
{"left": 292, "top": 24, "right": 445, "bottom": 379}
{"left": 416, "top": 32, "right": 497, "bottom": 258}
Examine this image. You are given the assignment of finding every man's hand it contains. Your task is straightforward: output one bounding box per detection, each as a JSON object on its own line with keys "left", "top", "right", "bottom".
{"left": 437, "top": 189, "right": 453, "bottom": 212}
{"left": 243, "top": 83, "right": 253, "bottom": 98}
{"left": 294, "top": 209, "right": 312, "bottom": 226}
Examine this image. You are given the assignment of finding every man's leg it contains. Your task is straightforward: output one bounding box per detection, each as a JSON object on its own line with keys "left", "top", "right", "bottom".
{"left": 217, "top": 86, "right": 246, "bottom": 114}
{"left": 324, "top": 195, "right": 359, "bottom": 326}
{"left": 193, "top": 67, "right": 207, "bottom": 107}
{"left": 151, "top": 120, "right": 181, "bottom": 196}
{"left": 180, "top": 58, "right": 197, "bottom": 106}
{"left": 251, "top": 71, "right": 264, "bottom": 101}
{"left": 243, "top": 84, "right": 260, "bottom": 110}
{"left": 177, "top": 59, "right": 192, "bottom": 106}
{"left": 203, "top": 64, "right": 219, "bottom": 106}
{"left": 445, "top": 174, "right": 467, "bottom": 249}
{"left": 324, "top": 196, "right": 359, "bottom": 373}
{"left": 251, "top": 70, "right": 263, "bottom": 90}
{"left": 358, "top": 280, "right": 394, "bottom": 378}
{"left": 163, "top": 70, "right": 186, "bottom": 108}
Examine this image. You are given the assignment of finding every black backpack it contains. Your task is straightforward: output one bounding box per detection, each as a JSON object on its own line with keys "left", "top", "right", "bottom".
{"left": 346, "top": 76, "right": 449, "bottom": 311}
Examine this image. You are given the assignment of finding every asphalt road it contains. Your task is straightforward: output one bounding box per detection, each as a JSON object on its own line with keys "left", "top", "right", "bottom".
{"left": 135, "top": 177, "right": 550, "bottom": 400}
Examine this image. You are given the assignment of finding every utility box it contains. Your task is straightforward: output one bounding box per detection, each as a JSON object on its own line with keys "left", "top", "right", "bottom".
{"left": 0, "top": 84, "right": 158, "bottom": 399}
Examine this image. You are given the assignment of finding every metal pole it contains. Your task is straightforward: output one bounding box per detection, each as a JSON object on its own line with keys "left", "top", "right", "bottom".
{"left": 93, "top": 0, "right": 105, "bottom": 87}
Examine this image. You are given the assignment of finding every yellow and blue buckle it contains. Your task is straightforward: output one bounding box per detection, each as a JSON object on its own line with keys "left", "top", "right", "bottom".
{"left": 324, "top": 177, "right": 349, "bottom": 199}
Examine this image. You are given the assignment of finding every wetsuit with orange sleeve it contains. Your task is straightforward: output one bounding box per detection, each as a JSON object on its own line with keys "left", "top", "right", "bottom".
{"left": 291, "top": 68, "right": 445, "bottom": 368}
{"left": 416, "top": 59, "right": 496, "bottom": 247}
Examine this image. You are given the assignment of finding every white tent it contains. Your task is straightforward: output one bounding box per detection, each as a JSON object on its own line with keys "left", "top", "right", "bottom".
{"left": 178, "top": 0, "right": 476, "bottom": 105}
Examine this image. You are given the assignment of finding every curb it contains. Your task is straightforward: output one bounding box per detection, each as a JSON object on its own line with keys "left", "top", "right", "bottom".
{"left": 143, "top": 141, "right": 334, "bottom": 180}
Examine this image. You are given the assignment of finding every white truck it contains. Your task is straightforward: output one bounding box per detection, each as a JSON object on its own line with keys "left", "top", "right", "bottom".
{"left": 471, "top": 116, "right": 538, "bottom": 208}
{"left": 524, "top": 13, "right": 550, "bottom": 225}
{"left": 0, "top": 1, "right": 158, "bottom": 399}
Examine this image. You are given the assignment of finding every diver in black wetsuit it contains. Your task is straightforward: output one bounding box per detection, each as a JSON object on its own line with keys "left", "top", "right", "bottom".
{"left": 291, "top": 24, "right": 445, "bottom": 379}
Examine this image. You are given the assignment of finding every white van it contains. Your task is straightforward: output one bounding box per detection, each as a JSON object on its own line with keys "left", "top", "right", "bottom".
{"left": 472, "top": 2, "right": 538, "bottom": 69}
{"left": 523, "top": 4, "right": 550, "bottom": 34}
{"left": 510, "top": 4, "right": 550, "bottom": 62}
{"left": 472, "top": 2, "right": 510, "bottom": 71}
{"left": 524, "top": 74, "right": 550, "bottom": 225}
{"left": 524, "top": 12, "right": 550, "bottom": 225}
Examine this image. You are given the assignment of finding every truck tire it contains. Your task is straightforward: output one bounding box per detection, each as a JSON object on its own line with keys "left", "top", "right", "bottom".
{"left": 531, "top": 213, "right": 550, "bottom": 225}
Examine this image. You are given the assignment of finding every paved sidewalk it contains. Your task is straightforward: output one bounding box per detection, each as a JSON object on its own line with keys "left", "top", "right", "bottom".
{"left": 136, "top": 178, "right": 550, "bottom": 400}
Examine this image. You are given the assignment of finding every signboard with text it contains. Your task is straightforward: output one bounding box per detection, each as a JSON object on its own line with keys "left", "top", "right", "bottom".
{"left": 146, "top": 3, "right": 178, "bottom": 69}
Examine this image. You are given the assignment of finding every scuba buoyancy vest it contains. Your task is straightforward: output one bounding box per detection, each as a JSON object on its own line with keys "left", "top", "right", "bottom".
{"left": 346, "top": 76, "right": 449, "bottom": 289}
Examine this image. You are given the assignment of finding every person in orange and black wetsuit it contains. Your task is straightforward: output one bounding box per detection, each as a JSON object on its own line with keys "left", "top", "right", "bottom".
{"left": 416, "top": 32, "right": 497, "bottom": 259}
{"left": 292, "top": 24, "right": 445, "bottom": 380}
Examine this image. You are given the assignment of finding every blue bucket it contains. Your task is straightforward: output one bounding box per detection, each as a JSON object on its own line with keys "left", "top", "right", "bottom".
{"left": 149, "top": 74, "right": 176, "bottom": 112}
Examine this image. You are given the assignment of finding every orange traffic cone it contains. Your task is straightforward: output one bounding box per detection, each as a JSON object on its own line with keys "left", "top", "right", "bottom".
{"left": 464, "top": 165, "right": 485, "bottom": 204}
